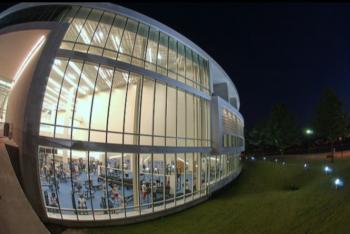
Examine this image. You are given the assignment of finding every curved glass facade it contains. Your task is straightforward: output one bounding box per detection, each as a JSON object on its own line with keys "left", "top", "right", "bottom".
{"left": 0, "top": 3, "right": 244, "bottom": 225}
{"left": 39, "top": 146, "right": 240, "bottom": 220}
{"left": 59, "top": 6, "right": 210, "bottom": 95}
{"left": 39, "top": 57, "right": 211, "bottom": 147}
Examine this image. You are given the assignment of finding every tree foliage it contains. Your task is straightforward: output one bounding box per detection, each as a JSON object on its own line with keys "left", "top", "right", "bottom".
{"left": 246, "top": 104, "right": 300, "bottom": 155}
{"left": 246, "top": 120, "right": 269, "bottom": 154}
{"left": 313, "top": 89, "right": 348, "bottom": 144}
{"left": 264, "top": 104, "right": 301, "bottom": 155}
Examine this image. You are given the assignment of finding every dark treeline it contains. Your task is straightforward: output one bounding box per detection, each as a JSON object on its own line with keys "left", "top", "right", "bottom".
{"left": 245, "top": 88, "right": 349, "bottom": 156}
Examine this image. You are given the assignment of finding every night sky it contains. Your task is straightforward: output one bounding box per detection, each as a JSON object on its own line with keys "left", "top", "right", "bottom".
{"left": 1, "top": 3, "right": 350, "bottom": 130}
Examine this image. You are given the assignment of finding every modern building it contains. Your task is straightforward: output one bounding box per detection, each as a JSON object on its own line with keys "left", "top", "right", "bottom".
{"left": 0, "top": 3, "right": 245, "bottom": 226}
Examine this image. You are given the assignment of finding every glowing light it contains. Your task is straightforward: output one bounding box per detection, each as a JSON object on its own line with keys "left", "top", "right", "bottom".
{"left": 305, "top": 128, "right": 314, "bottom": 135}
{"left": 52, "top": 65, "right": 65, "bottom": 77}
{"left": 334, "top": 178, "right": 344, "bottom": 189}
{"left": 251, "top": 156, "right": 256, "bottom": 161}
{"left": 263, "top": 157, "right": 266, "bottom": 161}
{"left": 274, "top": 159, "right": 278, "bottom": 163}
{"left": 304, "top": 163, "right": 308, "bottom": 169}
{"left": 148, "top": 48, "right": 153, "bottom": 62}
{"left": 0, "top": 79, "right": 12, "bottom": 88}
{"left": 69, "top": 62, "right": 97, "bottom": 91}
{"left": 75, "top": 25, "right": 90, "bottom": 44}
{"left": 122, "top": 72, "right": 129, "bottom": 83}
{"left": 282, "top": 162, "right": 286, "bottom": 166}
{"left": 54, "top": 59, "right": 62, "bottom": 65}
{"left": 13, "top": 35, "right": 46, "bottom": 86}
{"left": 324, "top": 166, "right": 332, "bottom": 174}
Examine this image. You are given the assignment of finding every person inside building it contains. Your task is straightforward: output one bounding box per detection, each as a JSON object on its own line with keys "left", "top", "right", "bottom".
{"left": 111, "top": 184, "right": 120, "bottom": 207}
{"left": 77, "top": 194, "right": 87, "bottom": 214}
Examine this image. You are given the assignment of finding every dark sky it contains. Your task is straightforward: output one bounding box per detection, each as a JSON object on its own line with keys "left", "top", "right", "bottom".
{"left": 1, "top": 3, "right": 350, "bottom": 130}
{"left": 120, "top": 2, "right": 350, "bottom": 130}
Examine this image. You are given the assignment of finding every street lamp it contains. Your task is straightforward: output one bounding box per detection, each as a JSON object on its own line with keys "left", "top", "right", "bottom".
{"left": 305, "top": 128, "right": 314, "bottom": 135}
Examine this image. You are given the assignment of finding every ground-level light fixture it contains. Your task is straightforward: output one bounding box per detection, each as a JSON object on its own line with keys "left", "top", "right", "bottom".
{"left": 282, "top": 161, "right": 286, "bottom": 166}
{"left": 274, "top": 159, "right": 278, "bottom": 163}
{"left": 263, "top": 157, "right": 266, "bottom": 160}
{"left": 251, "top": 156, "right": 256, "bottom": 161}
{"left": 334, "top": 178, "right": 344, "bottom": 189}
{"left": 324, "top": 166, "right": 332, "bottom": 175}
{"left": 304, "top": 163, "right": 308, "bottom": 169}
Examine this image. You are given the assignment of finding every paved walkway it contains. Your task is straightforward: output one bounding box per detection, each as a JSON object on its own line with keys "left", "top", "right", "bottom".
{"left": 0, "top": 137, "right": 49, "bottom": 234}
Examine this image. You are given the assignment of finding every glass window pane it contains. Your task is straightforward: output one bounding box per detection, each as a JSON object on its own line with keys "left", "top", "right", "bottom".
{"left": 200, "top": 154, "right": 207, "bottom": 195}
{"left": 40, "top": 58, "right": 69, "bottom": 137}
{"left": 177, "top": 43, "right": 186, "bottom": 82}
{"left": 165, "top": 153, "right": 175, "bottom": 208}
{"left": 139, "top": 153, "right": 152, "bottom": 213}
{"left": 107, "top": 70, "right": 128, "bottom": 143}
{"left": 55, "top": 60, "right": 84, "bottom": 139}
{"left": 156, "top": 32, "right": 168, "bottom": 76}
{"left": 185, "top": 153, "right": 193, "bottom": 201}
{"left": 124, "top": 73, "right": 141, "bottom": 145}
{"left": 166, "top": 86, "right": 176, "bottom": 146}
{"left": 104, "top": 15, "right": 127, "bottom": 59}
{"left": 193, "top": 153, "right": 200, "bottom": 196}
{"left": 71, "top": 150, "right": 94, "bottom": 220}
{"left": 185, "top": 47, "right": 194, "bottom": 86}
{"left": 55, "top": 148, "right": 77, "bottom": 219}
{"left": 145, "top": 28, "right": 159, "bottom": 72}
{"left": 75, "top": 9, "right": 103, "bottom": 52}
{"left": 62, "top": 7, "right": 91, "bottom": 44}
{"left": 140, "top": 77, "right": 154, "bottom": 146}
{"left": 72, "top": 62, "right": 98, "bottom": 141}
{"left": 106, "top": 152, "right": 125, "bottom": 218}
{"left": 132, "top": 23, "right": 149, "bottom": 66}
{"left": 153, "top": 154, "right": 165, "bottom": 208}
{"left": 186, "top": 93, "right": 194, "bottom": 147}
{"left": 176, "top": 153, "right": 185, "bottom": 202}
{"left": 177, "top": 89, "right": 186, "bottom": 146}
{"left": 90, "top": 66, "right": 114, "bottom": 142}
{"left": 89, "top": 12, "right": 114, "bottom": 52}
{"left": 39, "top": 147, "right": 62, "bottom": 219}
{"left": 124, "top": 153, "right": 138, "bottom": 217}
{"left": 89, "top": 151, "right": 110, "bottom": 220}
{"left": 62, "top": 6, "right": 80, "bottom": 24}
{"left": 168, "top": 37, "right": 177, "bottom": 79}
{"left": 153, "top": 82, "right": 166, "bottom": 146}
{"left": 118, "top": 19, "right": 138, "bottom": 63}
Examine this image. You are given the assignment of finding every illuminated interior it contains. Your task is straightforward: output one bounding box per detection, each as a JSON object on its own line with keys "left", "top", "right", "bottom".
{"left": 0, "top": 29, "right": 48, "bottom": 124}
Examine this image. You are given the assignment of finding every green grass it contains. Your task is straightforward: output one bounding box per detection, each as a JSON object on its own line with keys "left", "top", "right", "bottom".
{"left": 83, "top": 158, "right": 350, "bottom": 234}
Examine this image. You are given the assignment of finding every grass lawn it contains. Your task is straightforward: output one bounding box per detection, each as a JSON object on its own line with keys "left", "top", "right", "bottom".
{"left": 77, "top": 158, "right": 350, "bottom": 234}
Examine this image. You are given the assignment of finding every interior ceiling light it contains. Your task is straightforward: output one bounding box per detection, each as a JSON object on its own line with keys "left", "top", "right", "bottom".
{"left": 13, "top": 35, "right": 46, "bottom": 87}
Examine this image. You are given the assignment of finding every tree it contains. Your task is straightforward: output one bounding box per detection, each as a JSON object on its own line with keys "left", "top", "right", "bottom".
{"left": 313, "top": 89, "right": 348, "bottom": 150}
{"left": 246, "top": 120, "right": 269, "bottom": 155}
{"left": 264, "top": 104, "right": 300, "bottom": 155}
